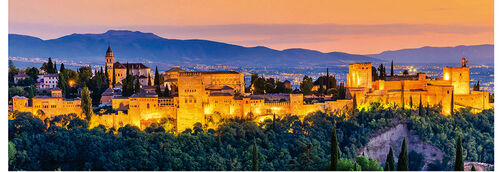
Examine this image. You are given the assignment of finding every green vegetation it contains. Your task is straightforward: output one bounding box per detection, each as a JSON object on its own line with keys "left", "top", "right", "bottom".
{"left": 384, "top": 147, "right": 394, "bottom": 171}
{"left": 454, "top": 136, "right": 464, "bottom": 171}
{"left": 8, "top": 102, "right": 494, "bottom": 171}
{"left": 397, "top": 138, "right": 408, "bottom": 171}
{"left": 248, "top": 74, "right": 293, "bottom": 94}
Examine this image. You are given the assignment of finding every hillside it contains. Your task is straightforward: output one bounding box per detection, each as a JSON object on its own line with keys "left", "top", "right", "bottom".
{"left": 8, "top": 30, "right": 380, "bottom": 67}
{"left": 368, "top": 44, "right": 494, "bottom": 64}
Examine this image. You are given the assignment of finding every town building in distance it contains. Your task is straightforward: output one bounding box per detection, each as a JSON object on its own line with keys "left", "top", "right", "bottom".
{"left": 11, "top": 47, "right": 493, "bottom": 133}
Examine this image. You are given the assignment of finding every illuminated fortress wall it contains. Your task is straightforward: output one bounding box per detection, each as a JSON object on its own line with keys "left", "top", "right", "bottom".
{"left": 347, "top": 58, "right": 490, "bottom": 116}
{"left": 443, "top": 66, "right": 470, "bottom": 95}
{"left": 177, "top": 72, "right": 206, "bottom": 132}
{"left": 347, "top": 63, "right": 372, "bottom": 89}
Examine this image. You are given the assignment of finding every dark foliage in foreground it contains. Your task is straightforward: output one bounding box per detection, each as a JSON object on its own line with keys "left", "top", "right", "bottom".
{"left": 8, "top": 103, "right": 493, "bottom": 171}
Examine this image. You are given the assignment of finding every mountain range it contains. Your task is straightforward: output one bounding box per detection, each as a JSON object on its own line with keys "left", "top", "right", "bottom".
{"left": 8, "top": 30, "right": 494, "bottom": 67}
{"left": 368, "top": 44, "right": 494, "bottom": 64}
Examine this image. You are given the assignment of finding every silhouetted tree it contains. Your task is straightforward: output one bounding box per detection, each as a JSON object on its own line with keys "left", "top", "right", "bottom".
{"left": 330, "top": 123, "right": 339, "bottom": 170}
{"left": 253, "top": 139, "right": 259, "bottom": 171}
{"left": 397, "top": 138, "right": 408, "bottom": 171}
{"left": 454, "top": 136, "right": 464, "bottom": 171}
{"left": 384, "top": 147, "right": 395, "bottom": 171}
{"left": 390, "top": 60, "right": 394, "bottom": 76}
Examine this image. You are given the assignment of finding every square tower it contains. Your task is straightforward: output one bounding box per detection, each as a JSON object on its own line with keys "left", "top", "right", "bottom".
{"left": 443, "top": 59, "right": 470, "bottom": 95}
{"left": 347, "top": 63, "right": 372, "bottom": 89}
{"left": 177, "top": 72, "right": 206, "bottom": 133}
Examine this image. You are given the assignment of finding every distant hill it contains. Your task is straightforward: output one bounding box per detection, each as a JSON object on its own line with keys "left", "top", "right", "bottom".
{"left": 368, "top": 44, "right": 494, "bottom": 64}
{"left": 8, "top": 30, "right": 380, "bottom": 67}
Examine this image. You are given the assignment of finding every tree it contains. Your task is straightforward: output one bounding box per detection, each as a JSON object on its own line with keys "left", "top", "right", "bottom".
{"left": 300, "top": 75, "right": 314, "bottom": 95}
{"left": 252, "top": 139, "right": 259, "bottom": 171}
{"left": 471, "top": 165, "right": 476, "bottom": 171}
{"left": 473, "top": 81, "right": 480, "bottom": 91}
{"left": 372, "top": 66, "right": 379, "bottom": 81}
{"left": 104, "top": 66, "right": 109, "bottom": 87}
{"left": 154, "top": 66, "right": 160, "bottom": 86}
{"left": 45, "top": 58, "right": 55, "bottom": 73}
{"left": 453, "top": 136, "right": 464, "bottom": 171}
{"left": 384, "top": 147, "right": 395, "bottom": 171}
{"left": 27, "top": 85, "right": 36, "bottom": 99}
{"left": 60, "top": 63, "right": 65, "bottom": 72}
{"left": 390, "top": 60, "right": 394, "bottom": 76}
{"left": 112, "top": 65, "right": 116, "bottom": 87}
{"left": 134, "top": 76, "right": 141, "bottom": 94}
{"left": 8, "top": 60, "right": 20, "bottom": 86}
{"left": 418, "top": 95, "right": 424, "bottom": 116}
{"left": 9, "top": 141, "right": 18, "bottom": 169}
{"left": 409, "top": 96, "right": 413, "bottom": 109}
{"left": 78, "top": 66, "right": 93, "bottom": 87}
{"left": 378, "top": 64, "right": 386, "bottom": 80}
{"left": 330, "top": 124, "right": 339, "bottom": 170}
{"left": 148, "top": 73, "right": 152, "bottom": 86}
{"left": 451, "top": 90, "right": 454, "bottom": 115}
{"left": 352, "top": 94, "right": 357, "bottom": 116}
{"left": 397, "top": 138, "right": 408, "bottom": 171}
{"left": 401, "top": 83, "right": 405, "bottom": 110}
{"left": 122, "top": 62, "right": 135, "bottom": 97}
{"left": 163, "top": 86, "right": 170, "bottom": 97}
{"left": 81, "top": 87, "right": 93, "bottom": 122}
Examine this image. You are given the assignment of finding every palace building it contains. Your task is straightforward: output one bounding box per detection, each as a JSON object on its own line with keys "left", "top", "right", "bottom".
{"left": 346, "top": 58, "right": 491, "bottom": 115}
{"left": 12, "top": 89, "right": 82, "bottom": 119}
{"left": 105, "top": 45, "right": 151, "bottom": 86}
{"left": 10, "top": 46, "right": 492, "bottom": 133}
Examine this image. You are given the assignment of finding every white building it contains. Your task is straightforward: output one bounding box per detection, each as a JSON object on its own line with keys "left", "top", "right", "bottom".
{"left": 37, "top": 73, "right": 59, "bottom": 89}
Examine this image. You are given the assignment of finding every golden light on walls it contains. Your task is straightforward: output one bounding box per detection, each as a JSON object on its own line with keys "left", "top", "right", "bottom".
{"left": 444, "top": 73, "right": 450, "bottom": 80}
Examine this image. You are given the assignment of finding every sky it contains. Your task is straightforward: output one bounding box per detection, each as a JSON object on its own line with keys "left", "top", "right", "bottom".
{"left": 9, "top": 0, "right": 493, "bottom": 54}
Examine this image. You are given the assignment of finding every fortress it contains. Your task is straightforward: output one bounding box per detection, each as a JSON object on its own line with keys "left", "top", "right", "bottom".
{"left": 346, "top": 58, "right": 491, "bottom": 115}
{"left": 10, "top": 47, "right": 492, "bottom": 132}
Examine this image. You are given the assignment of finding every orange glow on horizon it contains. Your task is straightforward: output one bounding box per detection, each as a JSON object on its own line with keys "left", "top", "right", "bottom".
{"left": 9, "top": 0, "right": 493, "bottom": 54}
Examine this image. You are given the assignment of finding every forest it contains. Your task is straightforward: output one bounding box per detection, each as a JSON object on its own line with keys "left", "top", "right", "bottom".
{"left": 8, "top": 103, "right": 493, "bottom": 171}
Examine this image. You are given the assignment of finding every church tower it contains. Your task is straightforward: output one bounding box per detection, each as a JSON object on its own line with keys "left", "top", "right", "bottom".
{"left": 105, "top": 45, "right": 114, "bottom": 68}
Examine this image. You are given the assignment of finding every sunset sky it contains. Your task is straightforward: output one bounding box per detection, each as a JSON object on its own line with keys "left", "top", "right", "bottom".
{"left": 9, "top": 0, "right": 493, "bottom": 54}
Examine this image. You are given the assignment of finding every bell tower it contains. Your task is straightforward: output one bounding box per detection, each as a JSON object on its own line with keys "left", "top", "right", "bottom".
{"left": 105, "top": 44, "right": 114, "bottom": 68}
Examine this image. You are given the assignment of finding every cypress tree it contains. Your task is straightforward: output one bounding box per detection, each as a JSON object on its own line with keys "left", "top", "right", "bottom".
{"left": 330, "top": 123, "right": 339, "bottom": 171}
{"left": 47, "top": 58, "right": 54, "bottom": 73}
{"left": 353, "top": 163, "right": 358, "bottom": 171}
{"left": 54, "top": 62, "right": 57, "bottom": 72}
{"left": 454, "top": 136, "right": 464, "bottom": 171}
{"left": 384, "top": 147, "right": 395, "bottom": 171}
{"left": 451, "top": 90, "right": 454, "bottom": 115}
{"left": 156, "top": 85, "right": 162, "bottom": 97}
{"left": 426, "top": 103, "right": 430, "bottom": 116}
{"left": 401, "top": 82, "right": 405, "bottom": 110}
{"left": 154, "top": 66, "right": 160, "bottom": 86}
{"left": 252, "top": 139, "right": 259, "bottom": 171}
{"left": 397, "top": 138, "right": 408, "bottom": 171}
{"left": 409, "top": 96, "right": 413, "bottom": 109}
{"left": 148, "top": 73, "right": 152, "bottom": 86}
{"left": 104, "top": 66, "right": 109, "bottom": 87}
{"left": 60, "top": 63, "right": 65, "bottom": 72}
{"left": 164, "top": 86, "right": 170, "bottom": 97}
{"left": 418, "top": 95, "right": 424, "bottom": 116}
{"left": 134, "top": 76, "right": 141, "bottom": 94}
{"left": 81, "top": 87, "right": 93, "bottom": 122}
{"left": 471, "top": 165, "right": 476, "bottom": 171}
{"left": 352, "top": 94, "right": 357, "bottom": 116}
{"left": 112, "top": 65, "right": 116, "bottom": 87}
{"left": 390, "top": 60, "right": 394, "bottom": 76}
